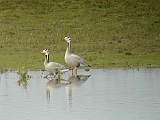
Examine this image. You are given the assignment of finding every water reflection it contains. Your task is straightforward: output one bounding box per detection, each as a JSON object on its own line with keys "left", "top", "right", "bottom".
{"left": 45, "top": 74, "right": 91, "bottom": 105}
{"left": 17, "top": 78, "right": 29, "bottom": 89}
{"left": 45, "top": 78, "right": 69, "bottom": 102}
{"left": 66, "top": 75, "right": 91, "bottom": 87}
{"left": 65, "top": 75, "right": 91, "bottom": 109}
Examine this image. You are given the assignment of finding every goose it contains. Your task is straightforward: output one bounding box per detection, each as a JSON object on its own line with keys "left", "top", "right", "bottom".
{"left": 62, "top": 36, "right": 91, "bottom": 75}
{"left": 41, "top": 49, "right": 69, "bottom": 78}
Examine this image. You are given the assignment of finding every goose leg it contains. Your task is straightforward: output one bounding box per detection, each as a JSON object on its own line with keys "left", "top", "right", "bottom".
{"left": 72, "top": 68, "right": 74, "bottom": 75}
{"left": 75, "top": 67, "right": 77, "bottom": 75}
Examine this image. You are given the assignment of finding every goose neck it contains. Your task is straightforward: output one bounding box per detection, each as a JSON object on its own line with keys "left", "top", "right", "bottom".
{"left": 66, "top": 41, "right": 71, "bottom": 54}
{"left": 44, "top": 54, "right": 49, "bottom": 65}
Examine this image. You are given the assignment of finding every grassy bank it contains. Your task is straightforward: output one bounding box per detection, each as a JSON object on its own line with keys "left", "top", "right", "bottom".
{"left": 0, "top": 0, "right": 160, "bottom": 70}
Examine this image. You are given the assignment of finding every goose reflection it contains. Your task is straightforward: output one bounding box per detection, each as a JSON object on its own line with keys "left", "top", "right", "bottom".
{"left": 67, "top": 75, "right": 91, "bottom": 86}
{"left": 46, "top": 78, "right": 69, "bottom": 101}
{"left": 65, "top": 75, "right": 91, "bottom": 109}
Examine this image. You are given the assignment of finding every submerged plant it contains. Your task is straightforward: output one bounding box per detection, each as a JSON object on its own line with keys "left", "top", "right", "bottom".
{"left": 17, "top": 67, "right": 31, "bottom": 89}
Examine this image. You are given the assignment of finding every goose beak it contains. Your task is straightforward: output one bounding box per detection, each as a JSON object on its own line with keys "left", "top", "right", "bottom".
{"left": 41, "top": 52, "right": 45, "bottom": 54}
{"left": 62, "top": 38, "right": 66, "bottom": 41}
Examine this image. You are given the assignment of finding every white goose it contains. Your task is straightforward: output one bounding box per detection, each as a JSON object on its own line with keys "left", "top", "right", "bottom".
{"left": 41, "top": 49, "right": 69, "bottom": 78}
{"left": 62, "top": 36, "right": 91, "bottom": 75}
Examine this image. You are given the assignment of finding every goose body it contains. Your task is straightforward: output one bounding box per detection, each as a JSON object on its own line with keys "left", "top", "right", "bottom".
{"left": 65, "top": 50, "right": 90, "bottom": 67}
{"left": 63, "top": 36, "right": 90, "bottom": 75}
{"left": 44, "top": 61, "right": 66, "bottom": 74}
{"left": 41, "top": 49, "right": 69, "bottom": 78}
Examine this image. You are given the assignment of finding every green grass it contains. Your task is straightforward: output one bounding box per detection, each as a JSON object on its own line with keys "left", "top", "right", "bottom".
{"left": 0, "top": 0, "right": 160, "bottom": 70}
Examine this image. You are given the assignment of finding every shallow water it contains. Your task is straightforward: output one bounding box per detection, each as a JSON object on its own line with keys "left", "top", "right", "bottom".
{"left": 0, "top": 68, "right": 160, "bottom": 120}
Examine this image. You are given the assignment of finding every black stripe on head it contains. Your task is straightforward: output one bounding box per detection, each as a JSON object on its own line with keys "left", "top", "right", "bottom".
{"left": 67, "top": 36, "right": 71, "bottom": 40}
{"left": 44, "top": 49, "right": 49, "bottom": 52}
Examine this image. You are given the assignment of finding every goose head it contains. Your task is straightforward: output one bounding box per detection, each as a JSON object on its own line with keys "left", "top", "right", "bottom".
{"left": 41, "top": 49, "right": 50, "bottom": 56}
{"left": 62, "top": 36, "right": 71, "bottom": 43}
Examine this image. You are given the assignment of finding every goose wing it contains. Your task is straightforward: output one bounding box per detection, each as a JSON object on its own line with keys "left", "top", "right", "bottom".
{"left": 49, "top": 62, "right": 69, "bottom": 73}
{"left": 71, "top": 54, "right": 90, "bottom": 67}
{"left": 49, "top": 62, "right": 66, "bottom": 69}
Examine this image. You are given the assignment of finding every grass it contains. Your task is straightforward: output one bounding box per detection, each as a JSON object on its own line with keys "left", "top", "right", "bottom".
{"left": 0, "top": 0, "right": 160, "bottom": 70}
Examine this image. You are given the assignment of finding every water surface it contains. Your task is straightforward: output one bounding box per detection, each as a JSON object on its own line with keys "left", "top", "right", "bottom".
{"left": 0, "top": 68, "right": 160, "bottom": 120}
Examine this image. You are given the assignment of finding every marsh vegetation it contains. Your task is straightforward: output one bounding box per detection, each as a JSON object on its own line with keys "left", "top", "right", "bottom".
{"left": 17, "top": 67, "right": 31, "bottom": 88}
